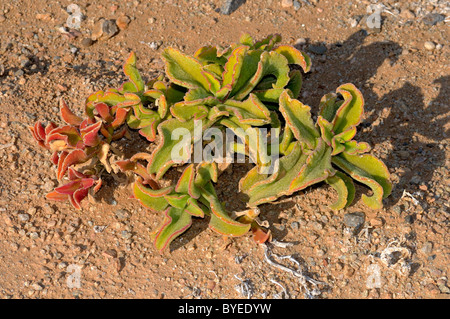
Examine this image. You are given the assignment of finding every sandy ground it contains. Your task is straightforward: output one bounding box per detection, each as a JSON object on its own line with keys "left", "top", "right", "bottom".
{"left": 0, "top": 0, "right": 449, "bottom": 299}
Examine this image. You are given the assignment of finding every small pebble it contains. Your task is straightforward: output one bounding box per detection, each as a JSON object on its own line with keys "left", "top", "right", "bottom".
{"left": 281, "top": 0, "right": 293, "bottom": 8}
{"left": 29, "top": 232, "right": 39, "bottom": 239}
{"left": 116, "top": 15, "right": 131, "bottom": 30}
{"left": 220, "top": 0, "right": 241, "bottom": 15}
{"left": 92, "top": 19, "right": 119, "bottom": 41}
{"left": 422, "top": 13, "right": 445, "bottom": 26}
{"left": 424, "top": 41, "right": 436, "bottom": 51}
{"left": 32, "top": 283, "right": 43, "bottom": 291}
{"left": 421, "top": 242, "right": 433, "bottom": 255}
{"left": 18, "top": 213, "right": 30, "bottom": 222}
{"left": 81, "top": 38, "right": 94, "bottom": 47}
{"left": 404, "top": 215, "right": 415, "bottom": 224}
{"left": 57, "top": 262, "right": 68, "bottom": 269}
{"left": 115, "top": 209, "right": 130, "bottom": 220}
{"left": 295, "top": 38, "right": 307, "bottom": 46}
{"left": 308, "top": 44, "right": 327, "bottom": 55}
{"left": 15, "top": 69, "right": 24, "bottom": 77}
{"left": 343, "top": 212, "right": 365, "bottom": 228}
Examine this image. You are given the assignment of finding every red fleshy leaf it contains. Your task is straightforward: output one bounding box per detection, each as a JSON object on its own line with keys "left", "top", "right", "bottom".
{"left": 80, "top": 121, "right": 102, "bottom": 147}
{"left": 93, "top": 179, "right": 102, "bottom": 193}
{"left": 251, "top": 224, "right": 271, "bottom": 244}
{"left": 44, "top": 122, "right": 58, "bottom": 136}
{"left": 111, "top": 107, "right": 128, "bottom": 128}
{"left": 46, "top": 191, "right": 69, "bottom": 201}
{"left": 111, "top": 126, "right": 127, "bottom": 140}
{"left": 60, "top": 98, "right": 83, "bottom": 125}
{"left": 95, "top": 102, "right": 113, "bottom": 122}
{"left": 46, "top": 125, "right": 81, "bottom": 148}
{"left": 72, "top": 187, "right": 89, "bottom": 208}
{"left": 34, "top": 122, "right": 46, "bottom": 141}
{"left": 57, "top": 149, "right": 88, "bottom": 180}
{"left": 67, "top": 167, "right": 90, "bottom": 180}
{"left": 56, "top": 151, "right": 68, "bottom": 179}
{"left": 79, "top": 118, "right": 96, "bottom": 130}
{"left": 54, "top": 180, "right": 82, "bottom": 195}
{"left": 51, "top": 151, "right": 60, "bottom": 165}
{"left": 68, "top": 194, "right": 81, "bottom": 210}
{"left": 29, "top": 124, "right": 46, "bottom": 148}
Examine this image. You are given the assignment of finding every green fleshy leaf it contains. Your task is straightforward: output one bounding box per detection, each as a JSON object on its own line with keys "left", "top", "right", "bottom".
{"left": 239, "top": 33, "right": 254, "bottom": 46}
{"left": 162, "top": 47, "right": 214, "bottom": 91}
{"left": 344, "top": 140, "right": 371, "bottom": 155}
{"left": 331, "top": 138, "right": 346, "bottom": 156}
{"left": 164, "top": 194, "right": 189, "bottom": 210}
{"left": 325, "top": 171, "right": 355, "bottom": 210}
{"left": 120, "top": 81, "right": 138, "bottom": 93}
{"left": 204, "top": 192, "right": 251, "bottom": 237}
{"left": 123, "top": 52, "right": 145, "bottom": 92}
{"left": 184, "top": 87, "right": 215, "bottom": 102}
{"left": 194, "top": 45, "right": 228, "bottom": 65}
{"left": 318, "top": 92, "right": 339, "bottom": 122}
{"left": 220, "top": 94, "right": 272, "bottom": 126}
{"left": 233, "top": 51, "right": 290, "bottom": 100}
{"left": 279, "top": 90, "right": 319, "bottom": 149}
{"left": 334, "top": 126, "right": 357, "bottom": 143}
{"left": 332, "top": 83, "right": 364, "bottom": 134}
{"left": 164, "top": 84, "right": 188, "bottom": 105}
{"left": 154, "top": 207, "right": 192, "bottom": 252}
{"left": 229, "top": 50, "right": 263, "bottom": 98}
{"left": 286, "top": 70, "right": 303, "bottom": 98}
{"left": 184, "top": 197, "right": 205, "bottom": 217}
{"left": 317, "top": 116, "right": 334, "bottom": 146}
{"left": 280, "top": 126, "right": 293, "bottom": 155}
{"left": 241, "top": 139, "right": 333, "bottom": 207}
{"left": 202, "top": 63, "right": 224, "bottom": 79}
{"left": 175, "top": 164, "right": 201, "bottom": 199}
{"left": 170, "top": 103, "right": 209, "bottom": 122}
{"left": 147, "top": 118, "right": 214, "bottom": 179}
{"left": 133, "top": 179, "right": 171, "bottom": 212}
{"left": 139, "top": 121, "right": 159, "bottom": 142}
{"left": 194, "top": 162, "right": 218, "bottom": 187}
{"left": 332, "top": 152, "right": 391, "bottom": 209}
{"left": 217, "top": 45, "right": 247, "bottom": 100}
{"left": 219, "top": 116, "right": 273, "bottom": 168}
{"left": 253, "top": 34, "right": 282, "bottom": 51}
{"left": 274, "top": 45, "right": 311, "bottom": 73}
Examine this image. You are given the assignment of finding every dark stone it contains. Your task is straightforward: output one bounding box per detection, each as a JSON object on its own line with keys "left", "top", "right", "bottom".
{"left": 404, "top": 214, "right": 415, "bottom": 224}
{"left": 81, "top": 37, "right": 94, "bottom": 47}
{"left": 220, "top": 0, "right": 245, "bottom": 15}
{"left": 343, "top": 212, "right": 365, "bottom": 228}
{"left": 308, "top": 44, "right": 327, "bottom": 55}
{"left": 422, "top": 13, "right": 445, "bottom": 26}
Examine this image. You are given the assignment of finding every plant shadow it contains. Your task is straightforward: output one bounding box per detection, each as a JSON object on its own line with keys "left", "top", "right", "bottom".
{"left": 297, "top": 30, "right": 446, "bottom": 211}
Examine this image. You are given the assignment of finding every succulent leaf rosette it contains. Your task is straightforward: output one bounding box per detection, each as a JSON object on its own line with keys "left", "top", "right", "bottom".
{"left": 31, "top": 34, "right": 391, "bottom": 252}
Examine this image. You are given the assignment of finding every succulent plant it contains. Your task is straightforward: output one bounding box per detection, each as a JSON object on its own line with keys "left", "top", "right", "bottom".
{"left": 240, "top": 84, "right": 392, "bottom": 210}
{"left": 133, "top": 162, "right": 251, "bottom": 252}
{"left": 30, "top": 34, "right": 391, "bottom": 252}
{"left": 147, "top": 33, "right": 311, "bottom": 179}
